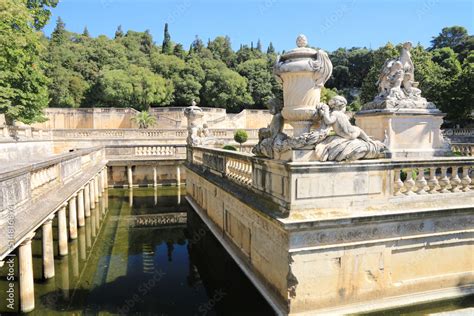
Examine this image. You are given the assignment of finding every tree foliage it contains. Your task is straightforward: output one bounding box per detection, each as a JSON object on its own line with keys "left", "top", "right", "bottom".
{"left": 0, "top": 0, "right": 52, "bottom": 123}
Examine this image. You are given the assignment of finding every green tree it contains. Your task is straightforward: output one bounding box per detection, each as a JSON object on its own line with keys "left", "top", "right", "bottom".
{"left": 430, "top": 26, "right": 469, "bottom": 53}
{"left": 267, "top": 42, "right": 275, "bottom": 54}
{"left": 26, "top": 0, "right": 58, "bottom": 30}
{"left": 237, "top": 59, "right": 274, "bottom": 108}
{"left": 51, "top": 16, "right": 67, "bottom": 45}
{"left": 234, "top": 129, "right": 248, "bottom": 151}
{"left": 82, "top": 26, "right": 90, "bottom": 37}
{"left": 131, "top": 111, "right": 157, "bottom": 128}
{"left": 200, "top": 60, "right": 253, "bottom": 112}
{"left": 99, "top": 65, "right": 173, "bottom": 110}
{"left": 162, "top": 23, "right": 172, "bottom": 54}
{"left": 208, "top": 36, "right": 234, "bottom": 66}
{"left": 0, "top": 0, "right": 51, "bottom": 124}
{"left": 114, "top": 25, "right": 124, "bottom": 39}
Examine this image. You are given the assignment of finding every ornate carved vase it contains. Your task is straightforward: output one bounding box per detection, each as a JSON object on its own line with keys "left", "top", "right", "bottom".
{"left": 274, "top": 35, "right": 333, "bottom": 137}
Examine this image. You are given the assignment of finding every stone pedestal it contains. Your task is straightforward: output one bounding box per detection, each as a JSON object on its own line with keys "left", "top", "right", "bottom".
{"left": 19, "top": 233, "right": 35, "bottom": 313}
{"left": 42, "top": 216, "right": 55, "bottom": 279}
{"left": 355, "top": 109, "right": 451, "bottom": 158}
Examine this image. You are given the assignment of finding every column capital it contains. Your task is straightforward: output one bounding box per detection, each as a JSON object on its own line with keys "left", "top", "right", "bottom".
{"left": 20, "top": 232, "right": 36, "bottom": 245}
{"left": 44, "top": 214, "right": 55, "bottom": 223}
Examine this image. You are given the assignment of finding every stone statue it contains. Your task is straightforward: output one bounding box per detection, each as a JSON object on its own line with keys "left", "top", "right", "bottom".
{"left": 252, "top": 98, "right": 288, "bottom": 158}
{"left": 184, "top": 100, "right": 223, "bottom": 147}
{"left": 253, "top": 95, "right": 387, "bottom": 162}
{"left": 365, "top": 42, "right": 435, "bottom": 110}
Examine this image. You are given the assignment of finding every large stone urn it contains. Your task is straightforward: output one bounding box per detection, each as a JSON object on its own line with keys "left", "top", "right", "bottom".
{"left": 274, "top": 35, "right": 333, "bottom": 137}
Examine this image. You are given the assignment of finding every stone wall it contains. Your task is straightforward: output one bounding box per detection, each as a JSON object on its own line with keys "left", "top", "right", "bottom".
{"left": 31, "top": 107, "right": 272, "bottom": 130}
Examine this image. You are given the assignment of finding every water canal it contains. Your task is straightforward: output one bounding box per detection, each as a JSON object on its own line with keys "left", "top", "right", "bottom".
{"left": 0, "top": 187, "right": 473, "bottom": 315}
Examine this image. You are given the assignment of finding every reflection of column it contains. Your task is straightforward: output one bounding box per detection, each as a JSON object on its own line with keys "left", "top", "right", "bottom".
{"left": 95, "top": 203, "right": 100, "bottom": 231}
{"left": 89, "top": 180, "right": 95, "bottom": 210}
{"left": 90, "top": 208, "right": 97, "bottom": 238}
{"left": 154, "top": 187, "right": 158, "bottom": 205}
{"left": 42, "top": 215, "right": 55, "bottom": 279}
{"left": 84, "top": 184, "right": 91, "bottom": 217}
{"left": 104, "top": 187, "right": 109, "bottom": 210}
{"left": 19, "top": 232, "right": 35, "bottom": 313}
{"left": 79, "top": 228, "right": 86, "bottom": 261}
{"left": 59, "top": 256, "right": 70, "bottom": 299}
{"left": 58, "top": 205, "right": 68, "bottom": 256}
{"left": 70, "top": 240, "right": 79, "bottom": 278}
{"left": 127, "top": 166, "right": 133, "bottom": 188}
{"left": 77, "top": 189, "right": 85, "bottom": 227}
{"left": 100, "top": 194, "right": 106, "bottom": 215}
{"left": 68, "top": 195, "right": 78, "bottom": 240}
{"left": 176, "top": 165, "right": 181, "bottom": 186}
{"left": 129, "top": 188, "right": 134, "bottom": 207}
{"left": 85, "top": 217, "right": 92, "bottom": 248}
{"left": 153, "top": 166, "right": 157, "bottom": 187}
{"left": 94, "top": 175, "right": 99, "bottom": 202}
{"left": 177, "top": 185, "right": 181, "bottom": 205}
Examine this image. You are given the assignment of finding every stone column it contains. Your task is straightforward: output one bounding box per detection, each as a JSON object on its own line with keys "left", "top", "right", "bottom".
{"left": 68, "top": 195, "right": 78, "bottom": 240}
{"left": 127, "top": 165, "right": 133, "bottom": 188}
{"left": 104, "top": 167, "right": 109, "bottom": 189}
{"left": 19, "top": 232, "right": 35, "bottom": 313}
{"left": 94, "top": 175, "right": 99, "bottom": 202}
{"left": 84, "top": 184, "right": 91, "bottom": 217}
{"left": 57, "top": 205, "right": 68, "bottom": 256}
{"left": 176, "top": 165, "right": 181, "bottom": 187}
{"left": 89, "top": 180, "right": 95, "bottom": 210}
{"left": 101, "top": 169, "right": 106, "bottom": 192}
{"left": 42, "top": 215, "right": 55, "bottom": 279}
{"left": 153, "top": 167, "right": 158, "bottom": 187}
{"left": 77, "top": 189, "right": 85, "bottom": 227}
{"left": 98, "top": 172, "right": 103, "bottom": 197}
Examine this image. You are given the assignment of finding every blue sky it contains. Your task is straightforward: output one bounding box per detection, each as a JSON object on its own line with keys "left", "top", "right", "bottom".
{"left": 43, "top": 0, "right": 474, "bottom": 52}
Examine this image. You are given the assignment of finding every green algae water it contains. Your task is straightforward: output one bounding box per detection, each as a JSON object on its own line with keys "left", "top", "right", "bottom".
{"left": 0, "top": 187, "right": 273, "bottom": 315}
{"left": 0, "top": 187, "right": 473, "bottom": 315}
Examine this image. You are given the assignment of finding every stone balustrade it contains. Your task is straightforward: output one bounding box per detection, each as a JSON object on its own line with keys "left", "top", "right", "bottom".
{"left": 0, "top": 147, "right": 106, "bottom": 223}
{"left": 451, "top": 143, "right": 473, "bottom": 156}
{"left": 1, "top": 125, "right": 52, "bottom": 141}
{"left": 444, "top": 127, "right": 474, "bottom": 137}
{"left": 187, "top": 147, "right": 474, "bottom": 214}
{"left": 134, "top": 146, "right": 177, "bottom": 156}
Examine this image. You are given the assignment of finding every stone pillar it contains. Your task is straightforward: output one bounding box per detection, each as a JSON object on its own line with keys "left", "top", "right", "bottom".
{"left": 104, "top": 167, "right": 109, "bottom": 189}
{"left": 94, "top": 175, "right": 99, "bottom": 202}
{"left": 98, "top": 172, "right": 103, "bottom": 197}
{"left": 101, "top": 169, "right": 106, "bottom": 192}
{"left": 127, "top": 165, "right": 133, "bottom": 188}
{"left": 68, "top": 195, "right": 78, "bottom": 240}
{"left": 19, "top": 232, "right": 35, "bottom": 313}
{"left": 42, "top": 215, "right": 55, "bottom": 279}
{"left": 153, "top": 166, "right": 158, "bottom": 187}
{"left": 84, "top": 184, "right": 91, "bottom": 217}
{"left": 176, "top": 165, "right": 181, "bottom": 187}
{"left": 57, "top": 205, "right": 68, "bottom": 256}
{"left": 77, "top": 189, "right": 85, "bottom": 227}
{"left": 89, "top": 180, "right": 95, "bottom": 210}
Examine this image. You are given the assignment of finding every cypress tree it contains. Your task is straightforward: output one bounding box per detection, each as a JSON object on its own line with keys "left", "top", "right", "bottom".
{"left": 114, "top": 25, "right": 124, "bottom": 39}
{"left": 162, "top": 23, "right": 172, "bottom": 54}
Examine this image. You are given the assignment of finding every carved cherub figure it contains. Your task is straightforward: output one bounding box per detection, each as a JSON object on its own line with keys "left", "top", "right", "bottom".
{"left": 320, "top": 96, "right": 372, "bottom": 142}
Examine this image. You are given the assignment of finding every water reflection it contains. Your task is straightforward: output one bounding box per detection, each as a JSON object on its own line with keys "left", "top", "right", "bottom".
{"left": 0, "top": 188, "right": 273, "bottom": 315}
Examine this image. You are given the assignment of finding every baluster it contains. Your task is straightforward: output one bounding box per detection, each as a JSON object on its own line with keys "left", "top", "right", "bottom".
{"left": 394, "top": 169, "right": 404, "bottom": 196}
{"left": 461, "top": 166, "right": 472, "bottom": 192}
{"left": 427, "top": 167, "right": 439, "bottom": 194}
{"left": 438, "top": 167, "right": 450, "bottom": 193}
{"left": 415, "top": 167, "right": 428, "bottom": 194}
{"left": 403, "top": 168, "right": 416, "bottom": 195}
{"left": 450, "top": 166, "right": 462, "bottom": 192}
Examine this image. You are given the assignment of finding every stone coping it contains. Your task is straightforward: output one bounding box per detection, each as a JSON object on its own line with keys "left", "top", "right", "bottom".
{"left": 356, "top": 108, "right": 445, "bottom": 116}
{"left": 0, "top": 146, "right": 104, "bottom": 181}
{"left": 0, "top": 160, "right": 106, "bottom": 260}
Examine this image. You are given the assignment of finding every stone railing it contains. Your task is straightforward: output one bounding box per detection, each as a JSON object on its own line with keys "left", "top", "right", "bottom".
{"left": 0, "top": 147, "right": 105, "bottom": 221}
{"left": 186, "top": 147, "right": 474, "bottom": 214}
{"left": 1, "top": 126, "right": 53, "bottom": 141}
{"left": 444, "top": 128, "right": 474, "bottom": 137}
{"left": 392, "top": 161, "right": 472, "bottom": 195}
{"left": 451, "top": 143, "right": 473, "bottom": 156}
{"left": 105, "top": 144, "right": 186, "bottom": 161}
{"left": 189, "top": 147, "right": 254, "bottom": 188}
{"left": 52, "top": 128, "right": 259, "bottom": 141}
{"left": 134, "top": 146, "right": 177, "bottom": 156}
